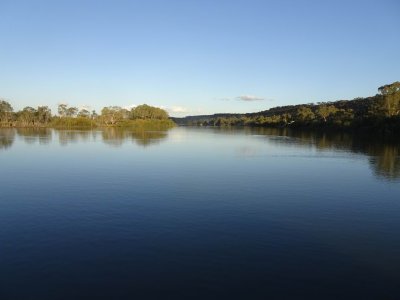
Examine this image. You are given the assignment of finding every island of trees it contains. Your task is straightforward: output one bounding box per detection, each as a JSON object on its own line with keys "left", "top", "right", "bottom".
{"left": 174, "top": 81, "right": 400, "bottom": 134}
{"left": 0, "top": 103, "right": 175, "bottom": 129}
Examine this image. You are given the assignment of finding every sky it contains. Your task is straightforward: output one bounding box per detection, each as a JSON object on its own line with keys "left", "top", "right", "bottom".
{"left": 0, "top": 0, "right": 399, "bottom": 117}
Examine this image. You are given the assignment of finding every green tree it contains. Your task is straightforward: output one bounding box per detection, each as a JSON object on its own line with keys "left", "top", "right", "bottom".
{"left": 378, "top": 81, "right": 400, "bottom": 117}
{"left": 58, "top": 104, "right": 68, "bottom": 117}
{"left": 18, "top": 107, "right": 37, "bottom": 126}
{"left": 78, "top": 109, "right": 90, "bottom": 118}
{"left": 0, "top": 100, "right": 13, "bottom": 124}
{"left": 66, "top": 107, "right": 78, "bottom": 117}
{"left": 131, "top": 104, "right": 169, "bottom": 120}
{"left": 296, "top": 106, "right": 315, "bottom": 122}
{"left": 37, "top": 106, "right": 52, "bottom": 124}
{"left": 316, "top": 105, "right": 338, "bottom": 122}
{"left": 101, "top": 106, "right": 125, "bottom": 125}
{"left": 91, "top": 110, "right": 98, "bottom": 119}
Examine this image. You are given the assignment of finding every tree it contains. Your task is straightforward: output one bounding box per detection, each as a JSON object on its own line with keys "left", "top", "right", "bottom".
{"left": 131, "top": 104, "right": 169, "bottom": 120}
{"left": 296, "top": 106, "right": 315, "bottom": 122}
{"left": 282, "top": 113, "right": 292, "bottom": 124}
{"left": 58, "top": 104, "right": 68, "bottom": 117}
{"left": 378, "top": 81, "right": 400, "bottom": 117}
{"left": 0, "top": 100, "right": 13, "bottom": 124}
{"left": 378, "top": 81, "right": 400, "bottom": 95}
{"left": 91, "top": 110, "right": 98, "bottom": 120}
{"left": 37, "top": 106, "right": 52, "bottom": 124}
{"left": 18, "top": 107, "right": 37, "bottom": 126}
{"left": 101, "top": 106, "right": 125, "bottom": 125}
{"left": 66, "top": 107, "right": 78, "bottom": 117}
{"left": 316, "top": 105, "right": 338, "bottom": 122}
{"left": 78, "top": 109, "right": 90, "bottom": 118}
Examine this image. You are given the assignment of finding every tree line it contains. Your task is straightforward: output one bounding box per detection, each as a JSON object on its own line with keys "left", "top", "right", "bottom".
{"left": 2, "top": 81, "right": 399, "bottom": 130}
{"left": 174, "top": 81, "right": 400, "bottom": 133}
{"left": 0, "top": 103, "right": 173, "bottom": 128}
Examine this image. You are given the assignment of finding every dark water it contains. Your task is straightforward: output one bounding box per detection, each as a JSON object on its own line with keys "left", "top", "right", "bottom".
{"left": 1, "top": 127, "right": 400, "bottom": 299}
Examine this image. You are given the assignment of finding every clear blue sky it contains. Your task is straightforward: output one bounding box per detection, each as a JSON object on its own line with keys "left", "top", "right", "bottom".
{"left": 1, "top": 0, "right": 399, "bottom": 116}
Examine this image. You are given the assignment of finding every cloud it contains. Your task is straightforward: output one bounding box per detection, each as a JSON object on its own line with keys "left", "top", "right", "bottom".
{"left": 168, "top": 106, "right": 188, "bottom": 113}
{"left": 124, "top": 104, "right": 137, "bottom": 110}
{"left": 217, "top": 95, "right": 269, "bottom": 102}
{"left": 165, "top": 106, "right": 206, "bottom": 116}
{"left": 79, "top": 105, "right": 91, "bottom": 111}
{"left": 236, "top": 95, "right": 265, "bottom": 101}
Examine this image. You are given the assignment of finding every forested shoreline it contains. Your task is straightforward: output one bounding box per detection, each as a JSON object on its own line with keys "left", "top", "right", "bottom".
{"left": 0, "top": 103, "right": 175, "bottom": 128}
{"left": 174, "top": 82, "right": 400, "bottom": 134}
{"left": 1, "top": 82, "right": 399, "bottom": 132}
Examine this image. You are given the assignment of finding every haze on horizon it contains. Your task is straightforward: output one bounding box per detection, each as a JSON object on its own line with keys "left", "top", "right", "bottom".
{"left": 0, "top": 0, "right": 399, "bottom": 117}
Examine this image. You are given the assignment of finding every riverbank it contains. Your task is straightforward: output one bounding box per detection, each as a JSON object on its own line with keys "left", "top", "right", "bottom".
{"left": 0, "top": 118, "right": 176, "bottom": 129}
{"left": 174, "top": 115, "right": 400, "bottom": 136}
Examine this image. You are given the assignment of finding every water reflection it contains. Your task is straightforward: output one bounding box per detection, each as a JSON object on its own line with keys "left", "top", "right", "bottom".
{"left": 0, "top": 128, "right": 171, "bottom": 149}
{"left": 231, "top": 127, "right": 400, "bottom": 181}
{"left": 16, "top": 128, "right": 53, "bottom": 145}
{"left": 0, "top": 128, "right": 168, "bottom": 149}
{"left": 0, "top": 128, "right": 15, "bottom": 150}
{"left": 201, "top": 127, "right": 400, "bottom": 180}
{"left": 58, "top": 130, "right": 92, "bottom": 146}
{"left": 101, "top": 128, "right": 169, "bottom": 147}
{"left": 1, "top": 126, "right": 399, "bottom": 180}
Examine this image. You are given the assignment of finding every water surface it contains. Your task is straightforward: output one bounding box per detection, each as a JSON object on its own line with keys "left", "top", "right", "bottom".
{"left": 1, "top": 127, "right": 400, "bottom": 299}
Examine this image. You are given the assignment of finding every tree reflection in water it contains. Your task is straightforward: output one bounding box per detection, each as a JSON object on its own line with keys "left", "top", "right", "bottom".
{"left": 1, "top": 127, "right": 399, "bottom": 180}
{"left": 209, "top": 127, "right": 400, "bottom": 180}
{"left": 57, "top": 130, "right": 92, "bottom": 146}
{"left": 367, "top": 144, "right": 400, "bottom": 180}
{"left": 16, "top": 128, "right": 52, "bottom": 145}
{"left": 0, "top": 128, "right": 15, "bottom": 150}
{"left": 235, "top": 127, "right": 400, "bottom": 181}
{"left": 101, "top": 128, "right": 168, "bottom": 147}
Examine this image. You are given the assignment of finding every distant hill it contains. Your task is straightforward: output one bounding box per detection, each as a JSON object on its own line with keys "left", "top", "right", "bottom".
{"left": 173, "top": 82, "right": 400, "bottom": 133}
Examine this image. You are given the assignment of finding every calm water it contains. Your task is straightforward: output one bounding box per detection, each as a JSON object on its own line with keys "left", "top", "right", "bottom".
{"left": 1, "top": 127, "right": 400, "bottom": 299}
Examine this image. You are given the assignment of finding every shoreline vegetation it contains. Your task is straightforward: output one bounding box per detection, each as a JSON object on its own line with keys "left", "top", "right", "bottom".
{"left": 0, "top": 103, "right": 175, "bottom": 129}
{"left": 173, "top": 82, "right": 400, "bottom": 134}
{"left": 1, "top": 82, "right": 399, "bottom": 133}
